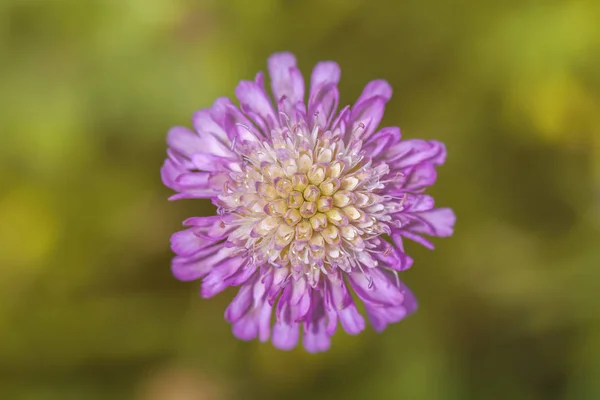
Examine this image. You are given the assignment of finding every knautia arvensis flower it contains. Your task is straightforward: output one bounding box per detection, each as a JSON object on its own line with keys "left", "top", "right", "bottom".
{"left": 161, "top": 52, "right": 455, "bottom": 352}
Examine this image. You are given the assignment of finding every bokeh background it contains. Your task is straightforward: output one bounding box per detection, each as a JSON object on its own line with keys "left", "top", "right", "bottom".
{"left": 2, "top": 0, "right": 600, "bottom": 399}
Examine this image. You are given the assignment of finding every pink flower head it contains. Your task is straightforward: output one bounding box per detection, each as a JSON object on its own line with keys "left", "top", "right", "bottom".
{"left": 162, "top": 52, "right": 455, "bottom": 352}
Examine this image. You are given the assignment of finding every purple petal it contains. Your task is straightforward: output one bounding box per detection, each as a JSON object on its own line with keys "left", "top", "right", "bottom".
{"left": 308, "top": 85, "right": 339, "bottom": 130}
{"left": 174, "top": 172, "right": 211, "bottom": 189}
{"left": 182, "top": 216, "right": 232, "bottom": 241}
{"left": 275, "top": 284, "right": 292, "bottom": 323}
{"left": 201, "top": 257, "right": 247, "bottom": 298}
{"left": 275, "top": 279, "right": 311, "bottom": 324}
{"left": 337, "top": 304, "right": 365, "bottom": 335}
{"left": 398, "top": 230, "right": 435, "bottom": 250}
{"left": 310, "top": 61, "right": 341, "bottom": 93}
{"left": 182, "top": 216, "right": 219, "bottom": 227}
{"left": 348, "top": 269, "right": 404, "bottom": 307}
{"left": 330, "top": 105, "right": 351, "bottom": 136}
{"left": 348, "top": 96, "right": 386, "bottom": 142}
{"left": 387, "top": 139, "right": 447, "bottom": 169}
{"left": 358, "top": 251, "right": 378, "bottom": 269}
{"left": 167, "top": 126, "right": 204, "bottom": 158}
{"left": 231, "top": 301, "right": 273, "bottom": 342}
{"left": 323, "top": 276, "right": 364, "bottom": 334}
{"left": 163, "top": 159, "right": 219, "bottom": 200}
{"left": 167, "top": 191, "right": 215, "bottom": 201}
{"left": 232, "top": 315, "right": 259, "bottom": 341}
{"left": 170, "top": 228, "right": 213, "bottom": 256}
{"left": 268, "top": 268, "right": 289, "bottom": 304}
{"left": 325, "top": 278, "right": 353, "bottom": 310}
{"left": 402, "top": 162, "right": 437, "bottom": 191}
{"left": 363, "top": 127, "right": 402, "bottom": 160}
{"left": 224, "top": 263, "right": 257, "bottom": 288}
{"left": 365, "top": 281, "right": 417, "bottom": 332}
{"left": 289, "top": 277, "right": 308, "bottom": 305}
{"left": 272, "top": 321, "right": 300, "bottom": 350}
{"left": 308, "top": 61, "right": 341, "bottom": 129}
{"left": 402, "top": 194, "right": 435, "bottom": 213}
{"left": 191, "top": 110, "right": 235, "bottom": 158}
{"left": 402, "top": 283, "right": 418, "bottom": 312}
{"left": 366, "top": 304, "right": 412, "bottom": 333}
{"left": 225, "top": 282, "right": 254, "bottom": 323}
{"left": 167, "top": 171, "right": 220, "bottom": 200}
{"left": 257, "top": 299, "right": 274, "bottom": 342}
{"left": 303, "top": 320, "right": 331, "bottom": 353}
{"left": 356, "top": 79, "right": 393, "bottom": 104}
{"left": 324, "top": 298, "right": 338, "bottom": 336}
{"left": 161, "top": 158, "right": 186, "bottom": 192}
{"left": 373, "top": 239, "right": 414, "bottom": 271}
{"left": 191, "top": 153, "right": 239, "bottom": 173}
{"left": 235, "top": 74, "right": 278, "bottom": 133}
{"left": 383, "top": 164, "right": 438, "bottom": 195}
{"left": 171, "top": 254, "right": 214, "bottom": 281}
{"left": 302, "top": 290, "right": 332, "bottom": 353}
{"left": 349, "top": 80, "right": 393, "bottom": 141}
{"left": 231, "top": 274, "right": 273, "bottom": 342}
{"left": 171, "top": 247, "right": 233, "bottom": 281}
{"left": 325, "top": 306, "right": 337, "bottom": 336}
{"left": 406, "top": 208, "right": 456, "bottom": 238}
{"left": 209, "top": 97, "right": 264, "bottom": 144}
{"left": 294, "top": 290, "right": 312, "bottom": 322}
{"left": 268, "top": 52, "right": 304, "bottom": 105}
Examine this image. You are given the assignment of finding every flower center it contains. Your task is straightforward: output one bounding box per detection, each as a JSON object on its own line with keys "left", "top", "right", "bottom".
{"left": 216, "top": 123, "right": 396, "bottom": 286}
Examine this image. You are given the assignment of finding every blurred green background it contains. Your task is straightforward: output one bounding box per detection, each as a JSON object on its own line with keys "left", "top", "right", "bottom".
{"left": 1, "top": 0, "right": 600, "bottom": 399}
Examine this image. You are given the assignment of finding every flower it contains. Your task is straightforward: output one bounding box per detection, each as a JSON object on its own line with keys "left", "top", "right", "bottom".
{"left": 161, "top": 52, "right": 455, "bottom": 352}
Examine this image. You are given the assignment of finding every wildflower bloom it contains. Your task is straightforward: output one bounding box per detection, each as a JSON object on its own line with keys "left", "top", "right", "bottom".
{"left": 161, "top": 52, "right": 455, "bottom": 352}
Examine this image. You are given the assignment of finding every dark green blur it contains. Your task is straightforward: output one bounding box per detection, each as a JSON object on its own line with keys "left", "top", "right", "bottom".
{"left": 1, "top": 0, "right": 599, "bottom": 399}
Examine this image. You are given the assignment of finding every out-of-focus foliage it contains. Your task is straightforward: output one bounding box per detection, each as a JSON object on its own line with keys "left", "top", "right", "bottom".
{"left": 1, "top": 0, "right": 599, "bottom": 399}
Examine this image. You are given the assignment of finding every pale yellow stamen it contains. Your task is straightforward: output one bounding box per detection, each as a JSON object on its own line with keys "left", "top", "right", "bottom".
{"left": 257, "top": 182, "right": 279, "bottom": 201}
{"left": 340, "top": 176, "right": 359, "bottom": 191}
{"left": 254, "top": 216, "right": 281, "bottom": 235}
{"left": 340, "top": 225, "right": 358, "bottom": 241}
{"left": 299, "top": 201, "right": 317, "bottom": 218}
{"left": 274, "top": 178, "right": 293, "bottom": 197}
{"left": 316, "top": 196, "right": 333, "bottom": 212}
{"left": 262, "top": 164, "right": 285, "bottom": 181}
{"left": 295, "top": 220, "right": 313, "bottom": 242}
{"left": 332, "top": 190, "right": 353, "bottom": 207}
{"left": 274, "top": 223, "right": 295, "bottom": 249}
{"left": 303, "top": 185, "right": 320, "bottom": 202}
{"left": 342, "top": 205, "right": 361, "bottom": 221}
{"left": 353, "top": 192, "right": 370, "bottom": 207}
{"left": 326, "top": 208, "right": 348, "bottom": 226}
{"left": 308, "top": 164, "right": 326, "bottom": 185}
{"left": 309, "top": 233, "right": 324, "bottom": 250}
{"left": 327, "top": 161, "right": 343, "bottom": 179}
{"left": 283, "top": 208, "right": 302, "bottom": 226}
{"left": 264, "top": 199, "right": 288, "bottom": 217}
{"left": 319, "top": 178, "right": 340, "bottom": 196}
{"left": 297, "top": 152, "right": 312, "bottom": 174}
{"left": 309, "top": 212, "right": 328, "bottom": 231}
{"left": 282, "top": 158, "right": 298, "bottom": 176}
{"left": 292, "top": 173, "right": 309, "bottom": 191}
{"left": 316, "top": 148, "right": 333, "bottom": 163}
{"left": 287, "top": 191, "right": 304, "bottom": 208}
{"left": 322, "top": 225, "right": 340, "bottom": 245}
